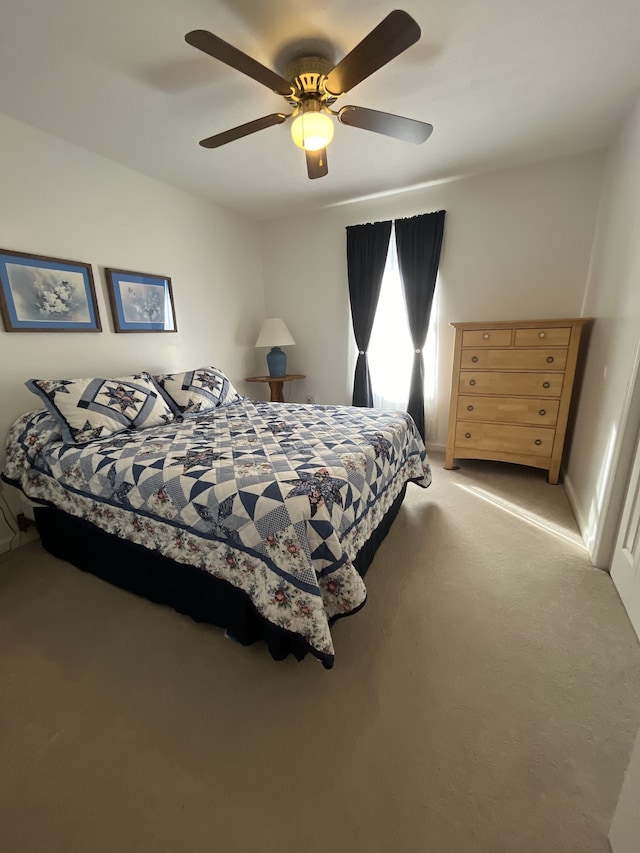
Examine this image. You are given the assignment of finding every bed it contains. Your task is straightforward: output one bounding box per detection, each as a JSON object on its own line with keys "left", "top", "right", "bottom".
{"left": 2, "top": 367, "right": 431, "bottom": 668}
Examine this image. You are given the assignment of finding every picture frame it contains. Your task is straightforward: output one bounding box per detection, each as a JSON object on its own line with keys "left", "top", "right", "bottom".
{"left": 0, "top": 248, "right": 101, "bottom": 333}
{"left": 105, "top": 268, "right": 177, "bottom": 333}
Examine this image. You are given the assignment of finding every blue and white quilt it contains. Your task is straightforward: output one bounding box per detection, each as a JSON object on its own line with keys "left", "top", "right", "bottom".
{"left": 3, "top": 400, "right": 431, "bottom": 665}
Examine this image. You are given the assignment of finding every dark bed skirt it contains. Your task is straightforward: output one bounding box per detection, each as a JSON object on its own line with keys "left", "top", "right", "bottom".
{"left": 33, "top": 484, "right": 407, "bottom": 668}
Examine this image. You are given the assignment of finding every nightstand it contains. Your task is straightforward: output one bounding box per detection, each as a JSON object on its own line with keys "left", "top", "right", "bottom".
{"left": 245, "top": 374, "right": 306, "bottom": 403}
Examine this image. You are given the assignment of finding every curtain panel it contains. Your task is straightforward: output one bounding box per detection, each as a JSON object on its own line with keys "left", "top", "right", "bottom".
{"left": 395, "top": 210, "right": 446, "bottom": 439}
{"left": 346, "top": 220, "right": 392, "bottom": 407}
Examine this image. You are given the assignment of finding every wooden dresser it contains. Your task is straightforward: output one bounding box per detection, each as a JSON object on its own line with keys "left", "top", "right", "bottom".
{"left": 444, "top": 318, "right": 590, "bottom": 484}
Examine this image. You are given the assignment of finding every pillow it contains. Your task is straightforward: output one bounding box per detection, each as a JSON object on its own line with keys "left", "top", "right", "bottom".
{"left": 26, "top": 372, "right": 175, "bottom": 444}
{"left": 153, "top": 366, "right": 241, "bottom": 416}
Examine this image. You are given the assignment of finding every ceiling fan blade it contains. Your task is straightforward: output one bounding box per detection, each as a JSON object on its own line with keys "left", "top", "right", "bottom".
{"left": 338, "top": 105, "right": 433, "bottom": 144}
{"left": 185, "top": 30, "right": 292, "bottom": 96}
{"left": 306, "top": 148, "right": 328, "bottom": 179}
{"left": 199, "top": 113, "right": 288, "bottom": 149}
{"left": 324, "top": 10, "right": 420, "bottom": 96}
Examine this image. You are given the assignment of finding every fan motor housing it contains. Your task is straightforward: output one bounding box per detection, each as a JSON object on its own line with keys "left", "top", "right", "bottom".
{"left": 285, "top": 56, "right": 337, "bottom": 106}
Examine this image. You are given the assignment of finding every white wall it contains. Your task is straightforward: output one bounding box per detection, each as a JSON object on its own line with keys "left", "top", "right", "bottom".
{"left": 259, "top": 152, "right": 605, "bottom": 448}
{"left": 565, "top": 94, "right": 640, "bottom": 566}
{"left": 0, "top": 112, "right": 265, "bottom": 552}
{"left": 0, "top": 114, "right": 620, "bottom": 564}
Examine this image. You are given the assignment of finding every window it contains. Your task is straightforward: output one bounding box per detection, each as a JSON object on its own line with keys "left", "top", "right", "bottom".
{"left": 368, "top": 226, "right": 438, "bottom": 433}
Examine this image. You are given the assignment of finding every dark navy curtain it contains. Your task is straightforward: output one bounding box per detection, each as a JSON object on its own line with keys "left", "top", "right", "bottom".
{"left": 346, "top": 220, "right": 392, "bottom": 407}
{"left": 395, "top": 210, "right": 446, "bottom": 439}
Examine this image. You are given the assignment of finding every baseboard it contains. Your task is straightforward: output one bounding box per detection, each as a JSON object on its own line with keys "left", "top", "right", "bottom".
{"left": 427, "top": 441, "right": 446, "bottom": 454}
{"left": 563, "top": 471, "right": 599, "bottom": 567}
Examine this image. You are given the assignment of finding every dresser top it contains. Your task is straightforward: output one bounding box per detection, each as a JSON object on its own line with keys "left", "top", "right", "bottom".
{"left": 450, "top": 318, "right": 592, "bottom": 330}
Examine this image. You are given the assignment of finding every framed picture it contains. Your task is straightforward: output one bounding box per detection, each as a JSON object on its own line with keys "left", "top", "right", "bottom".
{"left": 106, "top": 268, "right": 177, "bottom": 333}
{"left": 0, "top": 248, "right": 101, "bottom": 332}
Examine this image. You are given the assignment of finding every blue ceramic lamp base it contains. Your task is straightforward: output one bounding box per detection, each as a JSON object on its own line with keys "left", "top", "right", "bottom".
{"left": 266, "top": 346, "right": 287, "bottom": 377}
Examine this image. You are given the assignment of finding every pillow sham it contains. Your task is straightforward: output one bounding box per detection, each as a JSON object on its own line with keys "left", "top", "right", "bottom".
{"left": 153, "top": 366, "right": 241, "bottom": 416}
{"left": 26, "top": 372, "right": 175, "bottom": 445}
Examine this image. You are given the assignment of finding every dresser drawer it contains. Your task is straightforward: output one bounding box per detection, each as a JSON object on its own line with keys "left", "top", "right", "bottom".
{"left": 514, "top": 327, "right": 571, "bottom": 347}
{"left": 460, "top": 348, "right": 568, "bottom": 371}
{"left": 457, "top": 395, "right": 560, "bottom": 426}
{"left": 455, "top": 422, "right": 555, "bottom": 457}
{"left": 459, "top": 371, "right": 564, "bottom": 396}
{"left": 461, "top": 328, "right": 512, "bottom": 348}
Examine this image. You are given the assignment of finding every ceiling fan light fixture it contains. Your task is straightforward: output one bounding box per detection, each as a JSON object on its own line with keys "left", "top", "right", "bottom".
{"left": 186, "top": 11, "right": 430, "bottom": 179}
{"left": 291, "top": 110, "right": 334, "bottom": 152}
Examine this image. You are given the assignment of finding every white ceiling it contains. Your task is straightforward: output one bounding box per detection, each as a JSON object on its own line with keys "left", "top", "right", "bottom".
{"left": 2, "top": 0, "right": 640, "bottom": 221}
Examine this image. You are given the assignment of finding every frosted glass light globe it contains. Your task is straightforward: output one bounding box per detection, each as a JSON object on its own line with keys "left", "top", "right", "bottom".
{"left": 291, "top": 111, "right": 334, "bottom": 151}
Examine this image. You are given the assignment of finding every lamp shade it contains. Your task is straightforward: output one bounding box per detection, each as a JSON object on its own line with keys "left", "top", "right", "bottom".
{"left": 255, "top": 318, "right": 295, "bottom": 348}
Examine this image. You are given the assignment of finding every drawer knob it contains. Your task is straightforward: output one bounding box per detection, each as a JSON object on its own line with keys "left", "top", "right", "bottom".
{"left": 467, "top": 405, "right": 474, "bottom": 411}
{"left": 471, "top": 356, "right": 478, "bottom": 363}
{"left": 535, "top": 439, "right": 542, "bottom": 446}
{"left": 543, "top": 381, "right": 550, "bottom": 388}
{"left": 539, "top": 332, "right": 545, "bottom": 338}
{"left": 546, "top": 356, "right": 554, "bottom": 363}
{"left": 469, "top": 379, "right": 476, "bottom": 386}
{"left": 483, "top": 333, "right": 489, "bottom": 339}
{"left": 465, "top": 432, "right": 471, "bottom": 439}
{"left": 539, "top": 409, "right": 546, "bottom": 416}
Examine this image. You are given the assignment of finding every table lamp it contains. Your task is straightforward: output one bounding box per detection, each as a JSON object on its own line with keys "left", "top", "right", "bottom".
{"left": 255, "top": 318, "right": 296, "bottom": 377}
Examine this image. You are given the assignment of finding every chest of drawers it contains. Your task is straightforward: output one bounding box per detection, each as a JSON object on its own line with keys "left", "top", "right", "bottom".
{"left": 444, "top": 318, "right": 590, "bottom": 484}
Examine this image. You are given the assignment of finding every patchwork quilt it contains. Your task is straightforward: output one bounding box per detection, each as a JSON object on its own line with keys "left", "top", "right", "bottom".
{"left": 3, "top": 400, "right": 431, "bottom": 666}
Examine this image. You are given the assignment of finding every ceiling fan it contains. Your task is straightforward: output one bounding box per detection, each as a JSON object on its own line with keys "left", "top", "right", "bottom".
{"left": 185, "top": 9, "right": 433, "bottom": 180}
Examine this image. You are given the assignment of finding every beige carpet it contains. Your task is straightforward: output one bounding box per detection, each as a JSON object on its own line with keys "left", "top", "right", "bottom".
{"left": 1, "top": 452, "right": 639, "bottom": 853}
